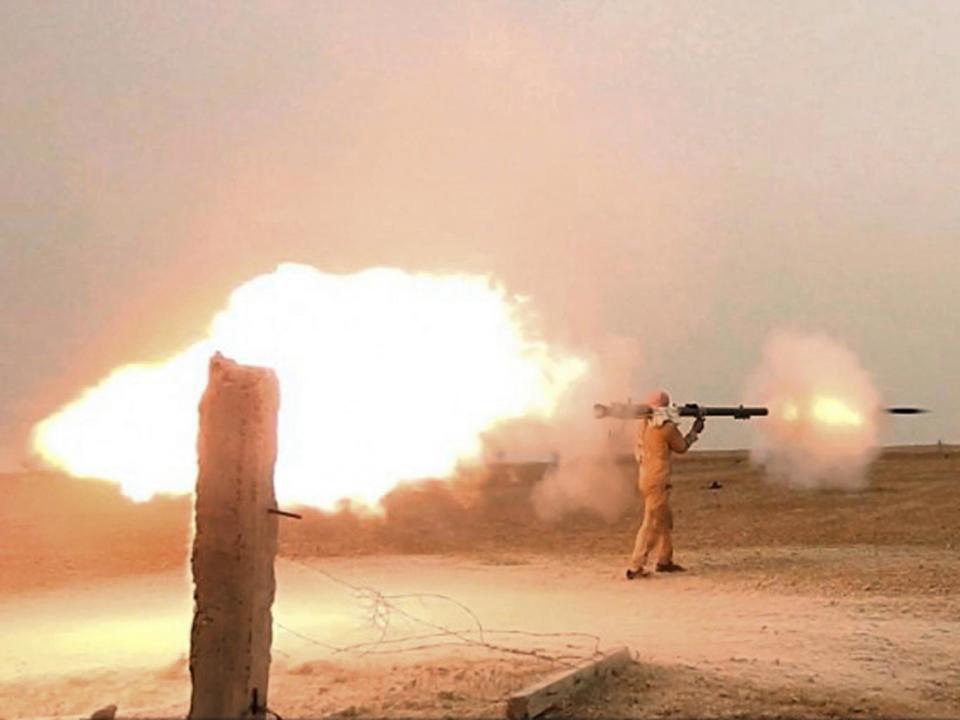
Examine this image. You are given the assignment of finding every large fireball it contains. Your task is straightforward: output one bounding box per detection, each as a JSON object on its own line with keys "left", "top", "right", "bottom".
{"left": 32, "top": 264, "right": 587, "bottom": 509}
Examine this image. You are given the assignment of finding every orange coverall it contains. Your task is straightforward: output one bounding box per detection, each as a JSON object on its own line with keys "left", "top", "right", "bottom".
{"left": 628, "top": 419, "right": 695, "bottom": 572}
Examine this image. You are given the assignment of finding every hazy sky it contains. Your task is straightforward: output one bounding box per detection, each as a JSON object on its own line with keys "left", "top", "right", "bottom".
{"left": 2, "top": 0, "right": 958, "bottom": 465}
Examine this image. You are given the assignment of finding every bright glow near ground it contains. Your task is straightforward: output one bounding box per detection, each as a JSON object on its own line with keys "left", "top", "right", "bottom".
{"left": 32, "top": 264, "right": 587, "bottom": 509}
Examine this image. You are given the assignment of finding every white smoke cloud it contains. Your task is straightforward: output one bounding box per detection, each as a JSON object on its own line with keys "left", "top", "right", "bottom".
{"left": 483, "top": 335, "right": 642, "bottom": 523}
{"left": 529, "top": 451, "right": 634, "bottom": 524}
{"left": 744, "top": 331, "right": 882, "bottom": 489}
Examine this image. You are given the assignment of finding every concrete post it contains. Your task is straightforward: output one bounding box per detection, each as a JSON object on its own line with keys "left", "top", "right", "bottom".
{"left": 189, "top": 353, "right": 280, "bottom": 719}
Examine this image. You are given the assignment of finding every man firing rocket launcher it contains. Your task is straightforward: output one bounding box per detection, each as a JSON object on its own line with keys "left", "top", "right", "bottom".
{"left": 596, "top": 392, "right": 927, "bottom": 580}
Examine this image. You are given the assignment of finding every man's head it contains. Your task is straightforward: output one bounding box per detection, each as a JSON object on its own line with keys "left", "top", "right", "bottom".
{"left": 646, "top": 390, "right": 670, "bottom": 407}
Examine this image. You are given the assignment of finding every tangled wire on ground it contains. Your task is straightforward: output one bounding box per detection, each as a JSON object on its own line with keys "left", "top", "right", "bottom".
{"left": 274, "top": 557, "right": 604, "bottom": 669}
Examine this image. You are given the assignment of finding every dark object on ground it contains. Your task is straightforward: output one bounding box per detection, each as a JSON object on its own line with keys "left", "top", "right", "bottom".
{"left": 709, "top": 480, "right": 723, "bottom": 490}
{"left": 656, "top": 562, "right": 687, "bottom": 573}
{"left": 625, "top": 568, "right": 648, "bottom": 580}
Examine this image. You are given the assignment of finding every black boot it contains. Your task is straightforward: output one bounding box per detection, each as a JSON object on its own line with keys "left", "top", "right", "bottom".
{"left": 625, "top": 567, "right": 649, "bottom": 580}
{"left": 655, "top": 561, "right": 686, "bottom": 573}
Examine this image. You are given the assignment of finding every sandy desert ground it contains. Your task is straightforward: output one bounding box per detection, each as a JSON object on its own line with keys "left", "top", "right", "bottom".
{"left": 1, "top": 446, "right": 958, "bottom": 719}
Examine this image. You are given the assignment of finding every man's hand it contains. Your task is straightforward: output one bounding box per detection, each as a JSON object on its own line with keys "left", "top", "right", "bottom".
{"left": 683, "top": 416, "right": 704, "bottom": 450}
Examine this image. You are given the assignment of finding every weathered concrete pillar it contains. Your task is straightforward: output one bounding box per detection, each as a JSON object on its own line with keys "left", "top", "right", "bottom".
{"left": 189, "top": 353, "right": 280, "bottom": 719}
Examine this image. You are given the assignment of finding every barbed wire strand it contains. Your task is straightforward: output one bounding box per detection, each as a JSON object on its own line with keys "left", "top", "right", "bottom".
{"left": 276, "top": 556, "right": 604, "bottom": 670}
{"left": 292, "top": 556, "right": 596, "bottom": 663}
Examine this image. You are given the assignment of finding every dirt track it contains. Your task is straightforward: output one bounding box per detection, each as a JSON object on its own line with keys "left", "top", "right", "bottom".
{"left": 1, "top": 447, "right": 958, "bottom": 718}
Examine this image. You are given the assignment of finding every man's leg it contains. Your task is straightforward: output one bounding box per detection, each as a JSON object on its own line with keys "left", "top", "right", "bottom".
{"left": 655, "top": 501, "right": 685, "bottom": 572}
{"left": 655, "top": 502, "right": 673, "bottom": 565}
{"left": 627, "top": 504, "right": 653, "bottom": 578}
{"left": 628, "top": 487, "right": 668, "bottom": 578}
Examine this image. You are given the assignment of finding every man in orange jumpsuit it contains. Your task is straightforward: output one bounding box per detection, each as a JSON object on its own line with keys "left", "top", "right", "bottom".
{"left": 626, "top": 390, "right": 705, "bottom": 579}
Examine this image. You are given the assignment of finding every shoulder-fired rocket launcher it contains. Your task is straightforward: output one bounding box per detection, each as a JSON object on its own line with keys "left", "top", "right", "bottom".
{"left": 593, "top": 402, "right": 928, "bottom": 423}
{"left": 593, "top": 402, "right": 767, "bottom": 423}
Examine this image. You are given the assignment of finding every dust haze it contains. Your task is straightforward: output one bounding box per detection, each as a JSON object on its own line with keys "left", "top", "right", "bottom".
{"left": 6, "top": 2, "right": 958, "bottom": 468}
{"left": 0, "top": 2, "right": 703, "bottom": 468}
{"left": 3, "top": 4, "right": 960, "bottom": 718}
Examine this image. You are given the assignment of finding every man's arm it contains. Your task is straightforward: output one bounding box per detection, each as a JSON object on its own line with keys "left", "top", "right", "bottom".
{"left": 666, "top": 417, "right": 706, "bottom": 453}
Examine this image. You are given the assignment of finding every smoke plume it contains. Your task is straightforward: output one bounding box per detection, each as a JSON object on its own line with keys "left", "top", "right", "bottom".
{"left": 744, "top": 331, "right": 881, "bottom": 489}
{"left": 483, "top": 336, "right": 642, "bottom": 523}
